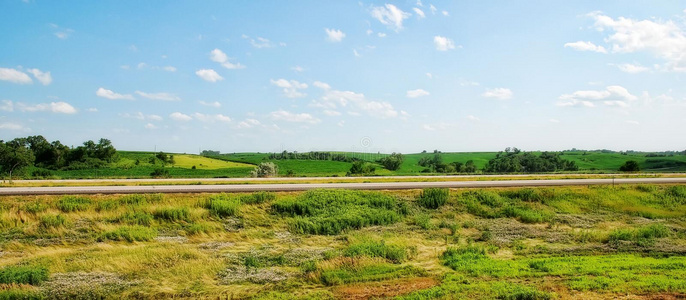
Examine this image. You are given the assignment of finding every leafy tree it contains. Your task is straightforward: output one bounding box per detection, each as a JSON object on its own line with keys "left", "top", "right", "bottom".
{"left": 348, "top": 161, "right": 375, "bottom": 175}
{"left": 484, "top": 149, "right": 578, "bottom": 173}
{"left": 464, "top": 160, "right": 477, "bottom": 173}
{"left": 619, "top": 160, "right": 640, "bottom": 172}
{"left": 0, "top": 139, "right": 35, "bottom": 181}
{"left": 251, "top": 162, "right": 279, "bottom": 177}
{"left": 378, "top": 153, "right": 404, "bottom": 171}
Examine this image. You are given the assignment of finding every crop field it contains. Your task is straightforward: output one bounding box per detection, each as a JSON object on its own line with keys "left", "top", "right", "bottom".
{"left": 0, "top": 185, "right": 685, "bottom": 299}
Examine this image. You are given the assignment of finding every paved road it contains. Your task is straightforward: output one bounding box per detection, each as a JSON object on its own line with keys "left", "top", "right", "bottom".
{"left": 1, "top": 177, "right": 685, "bottom": 195}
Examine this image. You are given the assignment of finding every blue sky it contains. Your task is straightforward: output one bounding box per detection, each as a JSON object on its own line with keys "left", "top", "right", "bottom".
{"left": 1, "top": 1, "right": 685, "bottom": 153}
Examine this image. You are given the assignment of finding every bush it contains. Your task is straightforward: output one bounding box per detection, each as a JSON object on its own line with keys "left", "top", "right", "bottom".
{"left": 153, "top": 207, "right": 191, "bottom": 222}
{"left": 204, "top": 194, "right": 240, "bottom": 217}
{"left": 0, "top": 266, "right": 49, "bottom": 285}
{"left": 417, "top": 188, "right": 449, "bottom": 209}
{"left": 39, "top": 214, "right": 68, "bottom": 229}
{"left": 348, "top": 161, "right": 376, "bottom": 175}
{"left": 619, "top": 160, "right": 640, "bottom": 172}
{"left": 101, "top": 226, "right": 157, "bottom": 242}
{"left": 116, "top": 211, "right": 153, "bottom": 226}
{"left": 250, "top": 162, "right": 278, "bottom": 178}
{"left": 150, "top": 168, "right": 170, "bottom": 178}
{"left": 186, "top": 223, "right": 215, "bottom": 235}
{"left": 56, "top": 196, "right": 91, "bottom": 212}
{"left": 441, "top": 245, "right": 488, "bottom": 270}
{"left": 414, "top": 213, "right": 433, "bottom": 230}
{"left": 22, "top": 202, "right": 48, "bottom": 214}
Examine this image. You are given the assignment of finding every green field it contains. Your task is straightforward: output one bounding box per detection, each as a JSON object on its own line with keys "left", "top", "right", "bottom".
{"left": 1, "top": 184, "right": 685, "bottom": 299}
{"left": 19, "top": 150, "right": 686, "bottom": 179}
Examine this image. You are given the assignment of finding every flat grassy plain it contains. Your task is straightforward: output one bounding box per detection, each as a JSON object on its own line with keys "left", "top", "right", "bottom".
{"left": 0, "top": 185, "right": 685, "bottom": 299}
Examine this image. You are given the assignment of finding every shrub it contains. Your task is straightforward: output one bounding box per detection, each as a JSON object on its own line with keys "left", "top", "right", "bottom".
{"left": 414, "top": 213, "right": 433, "bottom": 230}
{"left": 204, "top": 194, "right": 240, "bottom": 217}
{"left": 116, "top": 211, "right": 153, "bottom": 226}
{"left": 186, "top": 223, "right": 215, "bottom": 235}
{"left": 0, "top": 266, "right": 49, "bottom": 285}
{"left": 619, "top": 160, "right": 640, "bottom": 172}
{"left": 441, "top": 245, "right": 488, "bottom": 270}
{"left": 417, "top": 188, "right": 449, "bottom": 209}
{"left": 101, "top": 226, "right": 157, "bottom": 242}
{"left": 22, "top": 202, "right": 48, "bottom": 214}
{"left": 150, "top": 168, "right": 170, "bottom": 178}
{"left": 501, "top": 188, "right": 543, "bottom": 202}
{"left": 39, "top": 214, "right": 67, "bottom": 229}
{"left": 56, "top": 196, "right": 91, "bottom": 212}
{"left": 250, "top": 162, "right": 278, "bottom": 178}
{"left": 153, "top": 207, "right": 191, "bottom": 222}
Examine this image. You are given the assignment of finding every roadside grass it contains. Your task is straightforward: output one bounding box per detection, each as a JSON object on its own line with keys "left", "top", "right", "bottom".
{"left": 0, "top": 185, "right": 683, "bottom": 299}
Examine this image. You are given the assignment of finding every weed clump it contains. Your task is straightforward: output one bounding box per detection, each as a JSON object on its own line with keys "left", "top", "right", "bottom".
{"left": 204, "top": 194, "right": 240, "bottom": 217}
{"left": 344, "top": 240, "right": 415, "bottom": 263}
{"left": 100, "top": 226, "right": 157, "bottom": 242}
{"left": 271, "top": 189, "right": 402, "bottom": 235}
{"left": 56, "top": 196, "right": 91, "bottom": 212}
{"left": 153, "top": 207, "right": 191, "bottom": 222}
{"left": 39, "top": 214, "right": 68, "bottom": 229}
{"left": 0, "top": 266, "right": 49, "bottom": 285}
{"left": 240, "top": 191, "right": 276, "bottom": 205}
{"left": 417, "top": 188, "right": 449, "bottom": 209}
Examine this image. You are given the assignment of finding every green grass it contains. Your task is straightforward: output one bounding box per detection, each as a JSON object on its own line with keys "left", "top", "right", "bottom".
{"left": 56, "top": 196, "right": 91, "bottom": 212}
{"left": 416, "top": 188, "right": 449, "bottom": 209}
{"left": 100, "top": 225, "right": 157, "bottom": 242}
{"left": 153, "top": 207, "right": 191, "bottom": 222}
{"left": 320, "top": 264, "right": 425, "bottom": 286}
{"left": 204, "top": 194, "right": 241, "bottom": 217}
{"left": 0, "top": 266, "right": 49, "bottom": 285}
{"left": 344, "top": 239, "right": 415, "bottom": 263}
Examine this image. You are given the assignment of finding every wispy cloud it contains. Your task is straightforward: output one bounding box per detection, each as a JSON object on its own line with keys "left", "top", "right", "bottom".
{"left": 370, "top": 4, "right": 411, "bottom": 32}
{"left": 135, "top": 91, "right": 181, "bottom": 101}
{"left": 195, "top": 69, "right": 224, "bottom": 82}
{"left": 96, "top": 88, "right": 135, "bottom": 100}
{"left": 210, "top": 48, "right": 245, "bottom": 69}
{"left": 482, "top": 88, "right": 513, "bottom": 100}
{"left": 0, "top": 68, "right": 32, "bottom": 84}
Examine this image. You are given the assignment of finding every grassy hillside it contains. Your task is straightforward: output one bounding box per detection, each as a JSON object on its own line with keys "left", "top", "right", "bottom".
{"left": 1, "top": 184, "right": 685, "bottom": 299}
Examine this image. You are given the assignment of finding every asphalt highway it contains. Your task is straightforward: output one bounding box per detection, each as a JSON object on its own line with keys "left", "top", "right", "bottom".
{"left": 1, "top": 177, "right": 685, "bottom": 195}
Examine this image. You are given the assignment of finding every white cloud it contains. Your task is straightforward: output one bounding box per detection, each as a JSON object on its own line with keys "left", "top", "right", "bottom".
{"left": 50, "top": 24, "right": 73, "bottom": 40}
{"left": 269, "top": 110, "right": 321, "bottom": 124}
{"left": 210, "top": 48, "right": 245, "bottom": 69}
{"left": 312, "top": 85, "right": 398, "bottom": 118}
{"left": 416, "top": 0, "right": 423, "bottom": 7}
{"left": 370, "top": 4, "right": 411, "bottom": 32}
{"left": 426, "top": 73, "right": 433, "bottom": 79}
{"left": 148, "top": 114, "right": 163, "bottom": 121}
{"left": 169, "top": 112, "right": 192, "bottom": 121}
{"left": 145, "top": 123, "right": 157, "bottom": 129}
{"left": 467, "top": 115, "right": 480, "bottom": 121}
{"left": 248, "top": 36, "right": 274, "bottom": 48}
{"left": 0, "top": 122, "right": 28, "bottom": 131}
{"left": 434, "top": 36, "right": 456, "bottom": 51}
{"left": 292, "top": 66, "right": 305, "bottom": 72}
{"left": 237, "top": 118, "right": 261, "bottom": 129}
{"left": 193, "top": 113, "right": 231, "bottom": 123}
{"left": 17, "top": 101, "right": 77, "bottom": 114}
{"left": 353, "top": 49, "right": 361, "bottom": 57}
{"left": 87, "top": 108, "right": 98, "bottom": 112}
{"left": 96, "top": 88, "right": 134, "bottom": 100}
{"left": 406, "top": 89, "right": 430, "bottom": 98}
{"left": 337, "top": 120, "right": 345, "bottom": 127}
{"left": 413, "top": 7, "right": 425, "bottom": 19}
{"left": 26, "top": 69, "right": 52, "bottom": 85}
{"left": 135, "top": 91, "right": 181, "bottom": 101}
{"left": 323, "top": 110, "right": 341, "bottom": 116}
{"left": 195, "top": 69, "right": 224, "bottom": 82}
{"left": 564, "top": 41, "right": 607, "bottom": 53}
{"left": 0, "top": 68, "right": 32, "bottom": 84}
{"left": 1, "top": 100, "right": 14, "bottom": 111}
{"left": 549, "top": 118, "right": 560, "bottom": 123}
{"left": 270, "top": 79, "right": 308, "bottom": 98}
{"left": 325, "top": 28, "right": 346, "bottom": 42}
{"left": 430, "top": 4, "right": 437, "bottom": 14}
{"left": 613, "top": 63, "right": 650, "bottom": 74}
{"left": 162, "top": 66, "right": 176, "bottom": 72}
{"left": 422, "top": 122, "right": 452, "bottom": 131}
{"left": 442, "top": 10, "right": 449, "bottom": 16}
{"left": 588, "top": 12, "right": 686, "bottom": 71}
{"left": 313, "top": 81, "right": 331, "bottom": 90}
{"left": 459, "top": 79, "right": 480, "bottom": 86}
{"left": 625, "top": 120, "right": 640, "bottom": 125}
{"left": 557, "top": 85, "right": 637, "bottom": 108}
{"left": 377, "top": 32, "right": 387, "bottom": 38}
{"left": 199, "top": 101, "right": 221, "bottom": 108}
{"left": 482, "top": 88, "right": 513, "bottom": 100}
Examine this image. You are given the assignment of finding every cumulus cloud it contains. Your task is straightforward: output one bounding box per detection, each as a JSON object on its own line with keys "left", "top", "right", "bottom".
{"left": 1, "top": 100, "right": 13, "bottom": 111}
{"left": 96, "top": 88, "right": 135, "bottom": 100}
{"left": 135, "top": 91, "right": 181, "bottom": 101}
{"left": 313, "top": 81, "right": 331, "bottom": 90}
{"left": 17, "top": 101, "right": 77, "bottom": 114}
{"left": 613, "top": 63, "right": 650, "bottom": 74}
{"left": 269, "top": 110, "right": 321, "bottom": 124}
{"left": 169, "top": 112, "right": 192, "bottom": 121}
{"left": 26, "top": 69, "right": 52, "bottom": 85}
{"left": 587, "top": 12, "right": 686, "bottom": 71}
{"left": 199, "top": 101, "right": 221, "bottom": 108}
{"left": 482, "top": 88, "right": 513, "bottom": 100}
{"left": 195, "top": 69, "right": 224, "bottom": 82}
{"left": 0, "top": 122, "right": 28, "bottom": 131}
{"left": 370, "top": 4, "right": 411, "bottom": 31}
{"left": 413, "top": 7, "right": 425, "bottom": 19}
{"left": 210, "top": 48, "right": 245, "bottom": 69}
{"left": 406, "top": 89, "right": 430, "bottom": 98}
{"left": 237, "top": 118, "right": 261, "bottom": 129}
{"left": 323, "top": 110, "right": 341, "bottom": 116}
{"left": 145, "top": 123, "right": 157, "bottom": 129}
{"left": 311, "top": 82, "right": 398, "bottom": 118}
{"left": 0, "top": 68, "right": 32, "bottom": 84}
{"left": 292, "top": 66, "right": 305, "bottom": 72}
{"left": 325, "top": 28, "right": 346, "bottom": 42}
{"left": 193, "top": 113, "right": 231, "bottom": 123}
{"left": 434, "top": 36, "right": 456, "bottom": 51}
{"left": 557, "top": 85, "right": 637, "bottom": 108}
{"left": 244, "top": 35, "right": 274, "bottom": 48}
{"left": 564, "top": 41, "right": 607, "bottom": 53}
{"left": 270, "top": 79, "right": 308, "bottom": 98}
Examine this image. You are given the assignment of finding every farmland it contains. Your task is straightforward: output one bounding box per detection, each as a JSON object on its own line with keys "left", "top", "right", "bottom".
{"left": 0, "top": 185, "right": 685, "bottom": 299}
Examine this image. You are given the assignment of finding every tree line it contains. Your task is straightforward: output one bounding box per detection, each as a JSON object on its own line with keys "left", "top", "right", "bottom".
{"left": 268, "top": 151, "right": 359, "bottom": 163}
{"left": 0, "top": 135, "right": 117, "bottom": 179}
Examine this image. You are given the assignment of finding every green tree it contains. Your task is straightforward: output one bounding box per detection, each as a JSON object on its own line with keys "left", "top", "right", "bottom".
{"left": 619, "top": 160, "right": 640, "bottom": 172}
{"left": 378, "top": 153, "right": 404, "bottom": 171}
{"left": 0, "top": 140, "right": 35, "bottom": 182}
{"left": 348, "top": 161, "right": 375, "bottom": 175}
{"left": 250, "top": 162, "right": 279, "bottom": 177}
